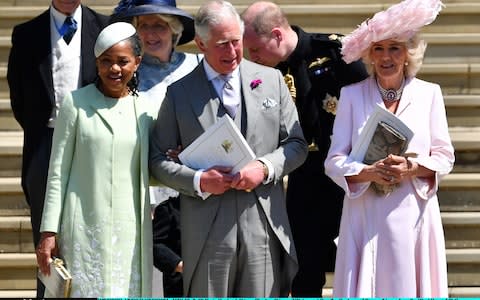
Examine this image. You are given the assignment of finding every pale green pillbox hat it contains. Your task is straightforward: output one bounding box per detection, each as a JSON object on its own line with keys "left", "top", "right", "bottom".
{"left": 94, "top": 22, "right": 137, "bottom": 58}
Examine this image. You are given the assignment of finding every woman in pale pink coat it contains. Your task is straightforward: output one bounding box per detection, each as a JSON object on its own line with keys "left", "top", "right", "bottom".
{"left": 324, "top": 0, "right": 454, "bottom": 297}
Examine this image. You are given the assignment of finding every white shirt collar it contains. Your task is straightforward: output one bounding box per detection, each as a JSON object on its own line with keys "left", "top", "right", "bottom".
{"left": 51, "top": 4, "right": 82, "bottom": 34}
{"left": 202, "top": 59, "right": 240, "bottom": 82}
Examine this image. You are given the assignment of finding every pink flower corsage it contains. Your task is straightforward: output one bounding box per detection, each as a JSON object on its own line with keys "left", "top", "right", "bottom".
{"left": 250, "top": 79, "right": 262, "bottom": 89}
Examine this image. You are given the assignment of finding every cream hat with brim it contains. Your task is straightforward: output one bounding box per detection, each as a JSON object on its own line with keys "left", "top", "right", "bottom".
{"left": 94, "top": 22, "right": 137, "bottom": 58}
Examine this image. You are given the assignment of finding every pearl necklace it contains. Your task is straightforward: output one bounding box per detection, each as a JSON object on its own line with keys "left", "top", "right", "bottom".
{"left": 376, "top": 77, "right": 405, "bottom": 102}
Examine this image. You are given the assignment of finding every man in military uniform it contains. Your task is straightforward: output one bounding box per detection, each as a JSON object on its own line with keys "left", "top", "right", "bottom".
{"left": 242, "top": 1, "right": 368, "bottom": 296}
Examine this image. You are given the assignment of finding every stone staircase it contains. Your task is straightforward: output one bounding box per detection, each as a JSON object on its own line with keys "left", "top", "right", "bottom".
{"left": 0, "top": 0, "right": 479, "bottom": 297}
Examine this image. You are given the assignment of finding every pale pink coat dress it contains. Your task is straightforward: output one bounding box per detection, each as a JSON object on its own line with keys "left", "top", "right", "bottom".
{"left": 325, "top": 76, "right": 455, "bottom": 297}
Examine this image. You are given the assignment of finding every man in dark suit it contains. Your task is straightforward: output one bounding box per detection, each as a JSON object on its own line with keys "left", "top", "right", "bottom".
{"left": 152, "top": 197, "right": 183, "bottom": 296}
{"left": 7, "top": 0, "right": 107, "bottom": 296}
{"left": 149, "top": 0, "right": 307, "bottom": 296}
{"left": 242, "top": 1, "right": 368, "bottom": 297}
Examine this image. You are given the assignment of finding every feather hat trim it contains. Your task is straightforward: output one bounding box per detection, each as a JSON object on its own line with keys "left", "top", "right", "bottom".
{"left": 341, "top": 0, "right": 444, "bottom": 64}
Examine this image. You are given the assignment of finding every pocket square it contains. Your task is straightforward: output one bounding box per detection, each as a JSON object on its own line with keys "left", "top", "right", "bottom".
{"left": 262, "top": 98, "right": 278, "bottom": 109}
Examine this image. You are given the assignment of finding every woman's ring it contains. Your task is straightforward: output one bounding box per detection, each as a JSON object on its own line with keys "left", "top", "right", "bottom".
{"left": 389, "top": 176, "right": 395, "bottom": 182}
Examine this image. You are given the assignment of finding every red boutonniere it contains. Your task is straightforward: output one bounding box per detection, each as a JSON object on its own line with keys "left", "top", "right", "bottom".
{"left": 250, "top": 79, "right": 262, "bottom": 89}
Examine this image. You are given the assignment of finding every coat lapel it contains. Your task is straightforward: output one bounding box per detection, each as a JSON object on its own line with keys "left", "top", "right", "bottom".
{"left": 395, "top": 77, "right": 413, "bottom": 116}
{"left": 240, "top": 60, "right": 262, "bottom": 143}
{"left": 88, "top": 89, "right": 115, "bottom": 132}
{"left": 189, "top": 62, "right": 220, "bottom": 131}
{"left": 37, "top": 10, "right": 55, "bottom": 106}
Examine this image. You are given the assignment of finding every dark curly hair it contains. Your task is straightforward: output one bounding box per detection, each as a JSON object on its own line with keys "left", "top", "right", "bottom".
{"left": 125, "top": 33, "right": 143, "bottom": 97}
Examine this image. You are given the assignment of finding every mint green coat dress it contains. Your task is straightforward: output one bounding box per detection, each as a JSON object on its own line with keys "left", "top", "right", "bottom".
{"left": 40, "top": 84, "right": 158, "bottom": 297}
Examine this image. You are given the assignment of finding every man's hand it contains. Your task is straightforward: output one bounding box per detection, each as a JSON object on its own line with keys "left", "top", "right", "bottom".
{"left": 36, "top": 232, "right": 58, "bottom": 275}
{"left": 200, "top": 166, "right": 234, "bottom": 195}
{"left": 175, "top": 261, "right": 184, "bottom": 273}
{"left": 231, "top": 160, "right": 266, "bottom": 191}
{"left": 166, "top": 145, "right": 182, "bottom": 163}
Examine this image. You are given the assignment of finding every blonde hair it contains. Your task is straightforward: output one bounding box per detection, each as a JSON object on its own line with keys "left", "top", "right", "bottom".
{"left": 363, "top": 33, "right": 427, "bottom": 78}
{"left": 133, "top": 14, "right": 184, "bottom": 47}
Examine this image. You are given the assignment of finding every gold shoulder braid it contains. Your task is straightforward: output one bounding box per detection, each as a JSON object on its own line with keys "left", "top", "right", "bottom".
{"left": 283, "top": 68, "right": 296, "bottom": 102}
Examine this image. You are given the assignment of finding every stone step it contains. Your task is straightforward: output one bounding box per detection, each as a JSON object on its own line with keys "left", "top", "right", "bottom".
{"left": 417, "top": 63, "right": 480, "bottom": 94}
{"left": 324, "top": 287, "right": 480, "bottom": 297}
{"left": 0, "top": 177, "right": 28, "bottom": 216}
{"left": 0, "top": 215, "right": 33, "bottom": 253}
{"left": 0, "top": 3, "right": 479, "bottom": 56}
{"left": 448, "top": 287, "right": 480, "bottom": 297}
{"left": 441, "top": 173, "right": 480, "bottom": 189}
{"left": 0, "top": 290, "right": 36, "bottom": 298}
{"left": 0, "top": 130, "right": 22, "bottom": 155}
{"left": 447, "top": 248, "right": 480, "bottom": 287}
{"left": 0, "top": 253, "right": 36, "bottom": 290}
{"left": 1, "top": 2, "right": 479, "bottom": 32}
{"left": 0, "top": 97, "right": 20, "bottom": 131}
{"left": 0, "top": 278, "right": 477, "bottom": 298}
{"left": 439, "top": 173, "right": 480, "bottom": 213}
{"left": 4, "top": 249, "right": 477, "bottom": 290}
{"left": 440, "top": 189, "right": 480, "bottom": 212}
{"left": 449, "top": 127, "right": 480, "bottom": 152}
{"left": 0, "top": 130, "right": 22, "bottom": 176}
{"left": 442, "top": 212, "right": 480, "bottom": 248}
{"left": 446, "top": 95, "right": 480, "bottom": 127}
{"left": 3, "top": 33, "right": 479, "bottom": 66}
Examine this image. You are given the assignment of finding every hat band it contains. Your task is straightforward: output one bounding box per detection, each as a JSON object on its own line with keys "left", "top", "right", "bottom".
{"left": 136, "top": 0, "right": 177, "bottom": 7}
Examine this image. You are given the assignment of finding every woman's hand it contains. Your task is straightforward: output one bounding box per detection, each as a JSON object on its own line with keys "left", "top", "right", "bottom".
{"left": 36, "top": 232, "right": 58, "bottom": 275}
{"left": 347, "top": 155, "right": 412, "bottom": 185}
{"left": 377, "top": 154, "right": 419, "bottom": 183}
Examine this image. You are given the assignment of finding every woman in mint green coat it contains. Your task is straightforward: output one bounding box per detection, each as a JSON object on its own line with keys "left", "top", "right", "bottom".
{"left": 36, "top": 22, "right": 157, "bottom": 297}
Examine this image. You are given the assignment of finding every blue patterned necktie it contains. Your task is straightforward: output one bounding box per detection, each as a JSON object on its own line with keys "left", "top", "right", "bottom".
{"left": 62, "top": 16, "right": 77, "bottom": 44}
{"left": 220, "top": 75, "right": 239, "bottom": 118}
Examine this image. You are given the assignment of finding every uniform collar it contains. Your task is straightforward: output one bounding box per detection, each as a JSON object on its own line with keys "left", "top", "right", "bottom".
{"left": 278, "top": 26, "right": 311, "bottom": 68}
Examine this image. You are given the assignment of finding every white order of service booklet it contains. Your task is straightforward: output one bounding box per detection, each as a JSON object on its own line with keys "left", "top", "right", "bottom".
{"left": 349, "top": 104, "right": 414, "bottom": 163}
{"left": 178, "top": 115, "right": 256, "bottom": 174}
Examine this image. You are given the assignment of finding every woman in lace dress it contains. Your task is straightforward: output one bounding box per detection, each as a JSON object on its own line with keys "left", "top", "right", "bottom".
{"left": 112, "top": 0, "right": 202, "bottom": 296}
{"left": 36, "top": 22, "right": 156, "bottom": 297}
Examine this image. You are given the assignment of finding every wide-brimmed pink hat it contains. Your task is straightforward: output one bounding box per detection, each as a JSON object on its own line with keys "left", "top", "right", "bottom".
{"left": 341, "top": 0, "right": 444, "bottom": 64}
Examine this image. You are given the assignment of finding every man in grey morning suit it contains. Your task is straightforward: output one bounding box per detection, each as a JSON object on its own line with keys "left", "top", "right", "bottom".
{"left": 149, "top": 0, "right": 307, "bottom": 297}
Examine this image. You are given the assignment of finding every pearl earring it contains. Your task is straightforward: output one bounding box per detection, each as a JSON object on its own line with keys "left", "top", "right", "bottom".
{"left": 404, "top": 61, "right": 409, "bottom": 66}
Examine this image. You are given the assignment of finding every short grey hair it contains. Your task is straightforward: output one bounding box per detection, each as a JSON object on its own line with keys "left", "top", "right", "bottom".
{"left": 363, "top": 33, "right": 427, "bottom": 78}
{"left": 194, "top": 0, "right": 244, "bottom": 43}
{"left": 133, "top": 14, "right": 184, "bottom": 47}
